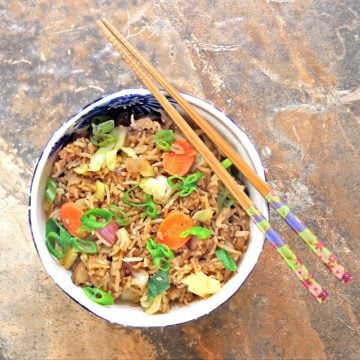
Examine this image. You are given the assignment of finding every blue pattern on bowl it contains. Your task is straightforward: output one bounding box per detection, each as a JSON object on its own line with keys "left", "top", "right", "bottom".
{"left": 50, "top": 93, "right": 175, "bottom": 155}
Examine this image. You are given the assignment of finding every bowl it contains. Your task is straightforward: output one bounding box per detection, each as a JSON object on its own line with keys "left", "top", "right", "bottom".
{"left": 29, "top": 88, "right": 268, "bottom": 327}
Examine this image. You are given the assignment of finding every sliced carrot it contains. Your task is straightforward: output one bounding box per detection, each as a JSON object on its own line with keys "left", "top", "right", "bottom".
{"left": 60, "top": 202, "right": 87, "bottom": 238}
{"left": 163, "top": 139, "right": 196, "bottom": 176}
{"left": 156, "top": 211, "right": 195, "bottom": 250}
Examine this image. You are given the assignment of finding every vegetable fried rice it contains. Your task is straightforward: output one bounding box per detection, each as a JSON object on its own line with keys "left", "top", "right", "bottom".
{"left": 44, "top": 115, "right": 250, "bottom": 314}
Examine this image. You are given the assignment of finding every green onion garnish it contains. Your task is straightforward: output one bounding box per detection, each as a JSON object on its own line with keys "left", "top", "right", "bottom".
{"left": 217, "top": 187, "right": 235, "bottom": 211}
{"left": 155, "top": 129, "right": 175, "bottom": 151}
{"left": 80, "top": 208, "right": 113, "bottom": 230}
{"left": 215, "top": 249, "right": 237, "bottom": 271}
{"left": 72, "top": 237, "right": 98, "bottom": 253}
{"left": 83, "top": 287, "right": 114, "bottom": 305}
{"left": 167, "top": 171, "right": 204, "bottom": 197}
{"left": 45, "top": 219, "right": 98, "bottom": 258}
{"left": 45, "top": 177, "right": 57, "bottom": 203}
{"left": 109, "top": 204, "right": 131, "bottom": 226}
{"left": 180, "top": 226, "right": 213, "bottom": 239}
{"left": 221, "top": 158, "right": 233, "bottom": 169}
{"left": 147, "top": 270, "right": 170, "bottom": 301}
{"left": 45, "top": 232, "right": 67, "bottom": 259}
{"left": 146, "top": 238, "right": 174, "bottom": 272}
{"left": 90, "top": 120, "right": 116, "bottom": 147}
{"left": 122, "top": 185, "right": 158, "bottom": 219}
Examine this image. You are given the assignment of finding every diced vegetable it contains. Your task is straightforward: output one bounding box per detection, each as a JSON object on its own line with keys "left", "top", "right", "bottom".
{"left": 192, "top": 208, "right": 214, "bottom": 224}
{"left": 88, "top": 126, "right": 127, "bottom": 172}
{"left": 215, "top": 249, "right": 238, "bottom": 271}
{"left": 80, "top": 208, "right": 113, "bottom": 230}
{"left": 182, "top": 272, "right": 221, "bottom": 297}
{"left": 90, "top": 120, "right": 116, "bottom": 147}
{"left": 83, "top": 287, "right": 114, "bottom": 305}
{"left": 180, "top": 226, "right": 213, "bottom": 240}
{"left": 121, "top": 147, "right": 138, "bottom": 158}
{"left": 155, "top": 129, "right": 175, "bottom": 151}
{"left": 94, "top": 180, "right": 105, "bottom": 201}
{"left": 45, "top": 177, "right": 57, "bottom": 203}
{"left": 63, "top": 248, "right": 79, "bottom": 270}
{"left": 60, "top": 202, "right": 87, "bottom": 238}
{"left": 72, "top": 262, "right": 90, "bottom": 284}
{"left": 124, "top": 158, "right": 155, "bottom": 176}
{"left": 96, "top": 219, "right": 119, "bottom": 245}
{"left": 89, "top": 143, "right": 114, "bottom": 172}
{"left": 163, "top": 139, "right": 196, "bottom": 176}
{"left": 140, "top": 293, "right": 163, "bottom": 315}
{"left": 221, "top": 158, "right": 233, "bottom": 169}
{"left": 73, "top": 164, "right": 88, "bottom": 174}
{"left": 139, "top": 176, "right": 173, "bottom": 204}
{"left": 156, "top": 211, "right": 195, "bottom": 250}
{"left": 147, "top": 270, "right": 170, "bottom": 301}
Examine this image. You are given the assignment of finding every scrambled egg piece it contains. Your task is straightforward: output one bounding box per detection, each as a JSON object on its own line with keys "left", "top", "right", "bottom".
{"left": 182, "top": 272, "right": 221, "bottom": 297}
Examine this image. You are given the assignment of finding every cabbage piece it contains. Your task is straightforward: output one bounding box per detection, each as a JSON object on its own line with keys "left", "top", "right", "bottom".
{"left": 192, "top": 208, "right": 215, "bottom": 224}
{"left": 182, "top": 272, "right": 221, "bottom": 297}
{"left": 140, "top": 293, "right": 163, "bottom": 315}
{"left": 139, "top": 175, "right": 173, "bottom": 204}
{"left": 121, "top": 147, "right": 138, "bottom": 158}
{"left": 89, "top": 126, "right": 127, "bottom": 172}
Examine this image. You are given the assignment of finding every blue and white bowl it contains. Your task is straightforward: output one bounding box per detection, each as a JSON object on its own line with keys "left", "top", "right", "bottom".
{"left": 29, "top": 89, "right": 268, "bottom": 327}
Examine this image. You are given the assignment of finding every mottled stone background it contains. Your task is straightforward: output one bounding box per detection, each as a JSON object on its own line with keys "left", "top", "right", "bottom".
{"left": 0, "top": 0, "right": 359, "bottom": 359}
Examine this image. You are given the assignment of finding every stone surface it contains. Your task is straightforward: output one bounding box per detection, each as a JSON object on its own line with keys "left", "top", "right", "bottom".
{"left": 0, "top": 0, "right": 359, "bottom": 359}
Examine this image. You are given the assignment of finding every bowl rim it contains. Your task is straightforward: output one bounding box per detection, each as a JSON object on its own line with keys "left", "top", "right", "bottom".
{"left": 29, "top": 88, "right": 268, "bottom": 327}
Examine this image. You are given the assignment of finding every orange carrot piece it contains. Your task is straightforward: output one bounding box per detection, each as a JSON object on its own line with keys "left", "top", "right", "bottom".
{"left": 60, "top": 202, "right": 87, "bottom": 238}
{"left": 162, "top": 139, "right": 196, "bottom": 176}
{"left": 156, "top": 211, "right": 195, "bottom": 250}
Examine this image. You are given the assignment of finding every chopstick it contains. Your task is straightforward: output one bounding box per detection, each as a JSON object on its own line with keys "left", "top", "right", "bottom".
{"left": 99, "top": 19, "right": 352, "bottom": 285}
{"left": 97, "top": 20, "right": 329, "bottom": 302}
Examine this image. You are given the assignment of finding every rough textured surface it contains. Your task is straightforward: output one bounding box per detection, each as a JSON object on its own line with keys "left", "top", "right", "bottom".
{"left": 0, "top": 1, "right": 359, "bottom": 359}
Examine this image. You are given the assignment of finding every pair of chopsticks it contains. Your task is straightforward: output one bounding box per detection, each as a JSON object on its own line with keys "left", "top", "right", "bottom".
{"left": 97, "top": 19, "right": 352, "bottom": 302}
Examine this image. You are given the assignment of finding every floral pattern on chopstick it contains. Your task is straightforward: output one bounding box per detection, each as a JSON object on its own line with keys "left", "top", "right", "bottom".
{"left": 246, "top": 206, "right": 329, "bottom": 303}
{"left": 265, "top": 190, "right": 352, "bottom": 284}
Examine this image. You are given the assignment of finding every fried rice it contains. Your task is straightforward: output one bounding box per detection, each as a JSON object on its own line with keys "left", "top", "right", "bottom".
{"left": 44, "top": 115, "right": 250, "bottom": 314}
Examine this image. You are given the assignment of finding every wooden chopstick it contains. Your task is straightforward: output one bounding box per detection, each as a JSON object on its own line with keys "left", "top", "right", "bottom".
{"left": 97, "top": 19, "right": 329, "bottom": 302}
{"left": 99, "top": 19, "right": 352, "bottom": 285}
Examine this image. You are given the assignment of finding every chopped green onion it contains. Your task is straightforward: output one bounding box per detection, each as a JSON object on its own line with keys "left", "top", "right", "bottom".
{"left": 123, "top": 186, "right": 158, "bottom": 219}
{"left": 46, "top": 219, "right": 72, "bottom": 247}
{"left": 92, "top": 120, "right": 115, "bottom": 135}
{"left": 109, "top": 204, "right": 131, "bottom": 226}
{"left": 221, "top": 158, "right": 233, "bottom": 169}
{"left": 217, "top": 187, "right": 235, "bottom": 211}
{"left": 122, "top": 185, "right": 145, "bottom": 207}
{"left": 83, "top": 287, "right": 114, "bottom": 305}
{"left": 153, "top": 257, "right": 170, "bottom": 272}
{"left": 146, "top": 238, "right": 174, "bottom": 259}
{"left": 45, "top": 177, "right": 57, "bottom": 203}
{"left": 147, "top": 270, "right": 170, "bottom": 301}
{"left": 45, "top": 232, "right": 67, "bottom": 259}
{"left": 143, "top": 195, "right": 158, "bottom": 219}
{"left": 80, "top": 208, "right": 113, "bottom": 230}
{"left": 180, "top": 226, "right": 213, "bottom": 239}
{"left": 215, "top": 249, "right": 237, "bottom": 271}
{"left": 72, "top": 237, "right": 98, "bottom": 253}
{"left": 167, "top": 172, "right": 204, "bottom": 198}
{"left": 90, "top": 133, "right": 117, "bottom": 147}
{"left": 184, "top": 172, "right": 203, "bottom": 185}
{"left": 155, "top": 129, "right": 175, "bottom": 151}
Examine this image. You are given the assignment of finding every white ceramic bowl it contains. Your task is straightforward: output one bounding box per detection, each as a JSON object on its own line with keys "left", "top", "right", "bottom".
{"left": 29, "top": 89, "right": 268, "bottom": 327}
